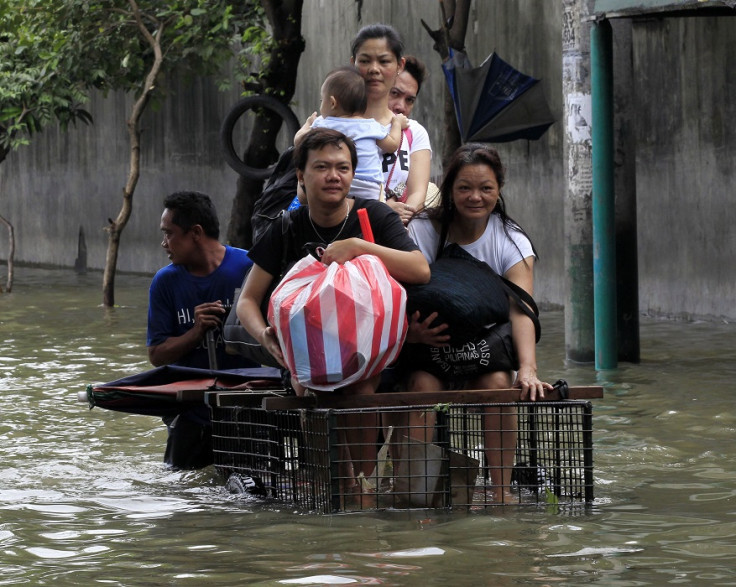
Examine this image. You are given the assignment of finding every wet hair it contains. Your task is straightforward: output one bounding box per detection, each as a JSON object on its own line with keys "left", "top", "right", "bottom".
{"left": 350, "top": 23, "right": 404, "bottom": 61}
{"left": 163, "top": 191, "right": 219, "bottom": 239}
{"left": 402, "top": 55, "right": 428, "bottom": 94}
{"left": 323, "top": 66, "right": 367, "bottom": 115}
{"left": 293, "top": 127, "right": 358, "bottom": 173}
{"left": 429, "top": 143, "right": 537, "bottom": 261}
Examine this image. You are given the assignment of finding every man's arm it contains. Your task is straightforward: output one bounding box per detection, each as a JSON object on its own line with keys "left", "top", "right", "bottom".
{"left": 319, "top": 239, "right": 430, "bottom": 284}
{"left": 148, "top": 301, "right": 227, "bottom": 367}
{"left": 236, "top": 264, "right": 287, "bottom": 367}
{"left": 402, "top": 148, "right": 431, "bottom": 211}
{"left": 384, "top": 147, "right": 430, "bottom": 225}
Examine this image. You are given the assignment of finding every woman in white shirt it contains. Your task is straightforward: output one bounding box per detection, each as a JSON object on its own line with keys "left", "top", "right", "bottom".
{"left": 405, "top": 143, "right": 552, "bottom": 501}
{"left": 350, "top": 26, "right": 432, "bottom": 224}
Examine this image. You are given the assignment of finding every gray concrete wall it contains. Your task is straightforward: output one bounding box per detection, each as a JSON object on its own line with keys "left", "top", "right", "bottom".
{"left": 632, "top": 15, "right": 736, "bottom": 321}
{"left": 0, "top": 76, "right": 245, "bottom": 276}
{"left": 0, "top": 1, "right": 734, "bottom": 321}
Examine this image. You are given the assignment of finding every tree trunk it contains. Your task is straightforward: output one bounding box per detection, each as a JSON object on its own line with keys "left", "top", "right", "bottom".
{"left": 0, "top": 146, "right": 13, "bottom": 291}
{"left": 421, "top": 0, "right": 471, "bottom": 169}
{"left": 0, "top": 214, "right": 14, "bottom": 293}
{"left": 102, "top": 2, "right": 164, "bottom": 306}
{"left": 226, "top": 0, "right": 305, "bottom": 249}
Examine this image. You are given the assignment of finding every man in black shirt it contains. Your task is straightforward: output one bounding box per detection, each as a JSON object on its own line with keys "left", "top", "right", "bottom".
{"left": 237, "top": 128, "right": 429, "bottom": 489}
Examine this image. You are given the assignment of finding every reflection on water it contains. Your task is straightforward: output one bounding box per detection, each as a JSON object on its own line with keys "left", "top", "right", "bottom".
{"left": 1, "top": 265, "right": 735, "bottom": 585}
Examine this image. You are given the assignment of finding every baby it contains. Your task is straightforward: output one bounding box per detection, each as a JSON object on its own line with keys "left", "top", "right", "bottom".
{"left": 295, "top": 66, "right": 408, "bottom": 201}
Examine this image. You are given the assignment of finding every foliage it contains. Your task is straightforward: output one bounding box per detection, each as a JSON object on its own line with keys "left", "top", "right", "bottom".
{"left": 2, "top": 0, "right": 273, "bottom": 302}
{"left": 0, "top": 0, "right": 266, "bottom": 156}
{"left": 58, "top": 0, "right": 263, "bottom": 101}
{"left": 228, "top": 2, "right": 270, "bottom": 94}
{"left": 0, "top": 0, "right": 92, "bottom": 155}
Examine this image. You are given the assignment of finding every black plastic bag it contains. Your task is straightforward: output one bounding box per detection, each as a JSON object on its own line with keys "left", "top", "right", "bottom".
{"left": 404, "top": 243, "right": 510, "bottom": 345}
{"left": 399, "top": 243, "right": 540, "bottom": 379}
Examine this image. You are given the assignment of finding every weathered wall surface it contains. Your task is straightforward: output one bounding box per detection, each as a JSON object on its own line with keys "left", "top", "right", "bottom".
{"left": 0, "top": 77, "right": 245, "bottom": 277}
{"left": 0, "top": 1, "right": 734, "bottom": 320}
{"left": 632, "top": 16, "right": 736, "bottom": 320}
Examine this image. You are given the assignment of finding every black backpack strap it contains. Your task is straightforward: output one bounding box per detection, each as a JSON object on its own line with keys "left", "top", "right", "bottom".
{"left": 279, "top": 208, "right": 294, "bottom": 274}
{"left": 499, "top": 276, "right": 541, "bottom": 343}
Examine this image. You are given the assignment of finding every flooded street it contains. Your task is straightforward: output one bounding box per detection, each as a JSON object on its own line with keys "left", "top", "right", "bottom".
{"left": 1, "top": 265, "right": 735, "bottom": 585}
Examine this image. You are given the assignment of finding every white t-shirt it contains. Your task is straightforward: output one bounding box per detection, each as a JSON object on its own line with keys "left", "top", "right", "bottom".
{"left": 380, "top": 119, "right": 432, "bottom": 196}
{"left": 408, "top": 214, "right": 535, "bottom": 276}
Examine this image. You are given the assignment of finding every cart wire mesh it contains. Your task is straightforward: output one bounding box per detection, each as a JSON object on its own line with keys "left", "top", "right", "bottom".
{"left": 210, "top": 399, "right": 593, "bottom": 513}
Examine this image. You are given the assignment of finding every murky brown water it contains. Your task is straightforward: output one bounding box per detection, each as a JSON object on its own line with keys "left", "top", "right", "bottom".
{"left": 1, "top": 265, "right": 735, "bottom": 585}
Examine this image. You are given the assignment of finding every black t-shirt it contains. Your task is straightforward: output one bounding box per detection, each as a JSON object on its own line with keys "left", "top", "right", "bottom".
{"left": 248, "top": 197, "right": 418, "bottom": 280}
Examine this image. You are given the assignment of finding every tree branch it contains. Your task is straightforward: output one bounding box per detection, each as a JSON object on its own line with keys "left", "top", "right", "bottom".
{"left": 0, "top": 214, "right": 15, "bottom": 293}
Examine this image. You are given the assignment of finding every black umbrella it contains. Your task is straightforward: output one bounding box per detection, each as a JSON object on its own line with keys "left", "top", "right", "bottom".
{"left": 442, "top": 49, "right": 555, "bottom": 143}
{"left": 82, "top": 365, "right": 283, "bottom": 417}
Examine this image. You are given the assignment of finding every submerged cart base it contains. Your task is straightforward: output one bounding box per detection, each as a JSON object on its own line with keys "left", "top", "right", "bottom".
{"left": 208, "top": 386, "right": 601, "bottom": 513}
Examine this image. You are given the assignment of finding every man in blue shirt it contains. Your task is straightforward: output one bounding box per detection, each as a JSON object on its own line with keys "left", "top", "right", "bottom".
{"left": 147, "top": 191, "right": 255, "bottom": 468}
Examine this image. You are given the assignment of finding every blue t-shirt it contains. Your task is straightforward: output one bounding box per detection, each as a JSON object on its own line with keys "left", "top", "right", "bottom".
{"left": 146, "top": 245, "right": 255, "bottom": 370}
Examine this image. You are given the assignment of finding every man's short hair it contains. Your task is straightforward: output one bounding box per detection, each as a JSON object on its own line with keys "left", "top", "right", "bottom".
{"left": 163, "top": 191, "right": 220, "bottom": 239}
{"left": 403, "top": 55, "right": 428, "bottom": 94}
{"left": 323, "top": 66, "right": 367, "bottom": 115}
{"left": 293, "top": 128, "right": 358, "bottom": 172}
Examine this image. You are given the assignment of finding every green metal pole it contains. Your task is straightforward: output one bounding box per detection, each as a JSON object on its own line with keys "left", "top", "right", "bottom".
{"left": 591, "top": 19, "right": 617, "bottom": 370}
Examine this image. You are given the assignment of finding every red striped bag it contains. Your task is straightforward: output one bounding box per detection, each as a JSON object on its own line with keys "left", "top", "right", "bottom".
{"left": 267, "top": 253, "right": 407, "bottom": 391}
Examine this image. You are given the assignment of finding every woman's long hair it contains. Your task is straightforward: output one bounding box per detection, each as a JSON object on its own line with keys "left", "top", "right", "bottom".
{"left": 428, "top": 143, "right": 537, "bottom": 262}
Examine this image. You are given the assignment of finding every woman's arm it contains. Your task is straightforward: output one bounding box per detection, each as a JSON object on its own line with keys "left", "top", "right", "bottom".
{"left": 236, "top": 264, "right": 286, "bottom": 367}
{"left": 504, "top": 257, "right": 552, "bottom": 400}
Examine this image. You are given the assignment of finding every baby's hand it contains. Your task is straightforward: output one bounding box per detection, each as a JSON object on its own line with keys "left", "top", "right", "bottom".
{"left": 394, "top": 113, "right": 409, "bottom": 129}
{"left": 295, "top": 112, "right": 319, "bottom": 145}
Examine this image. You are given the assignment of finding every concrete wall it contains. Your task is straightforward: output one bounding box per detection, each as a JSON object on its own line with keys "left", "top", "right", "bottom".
{"left": 0, "top": 77, "right": 245, "bottom": 276}
{"left": 632, "top": 15, "right": 736, "bottom": 320}
{"left": 0, "top": 1, "right": 734, "bottom": 321}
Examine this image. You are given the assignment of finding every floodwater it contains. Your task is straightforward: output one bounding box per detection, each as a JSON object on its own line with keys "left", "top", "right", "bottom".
{"left": 1, "top": 265, "right": 735, "bottom": 586}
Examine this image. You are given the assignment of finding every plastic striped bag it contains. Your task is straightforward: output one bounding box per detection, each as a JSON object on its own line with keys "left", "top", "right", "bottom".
{"left": 268, "top": 253, "right": 407, "bottom": 391}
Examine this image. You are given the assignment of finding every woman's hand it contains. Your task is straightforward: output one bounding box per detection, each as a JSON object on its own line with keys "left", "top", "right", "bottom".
{"left": 515, "top": 365, "right": 553, "bottom": 401}
{"left": 385, "top": 198, "right": 416, "bottom": 225}
{"left": 406, "top": 311, "right": 450, "bottom": 345}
